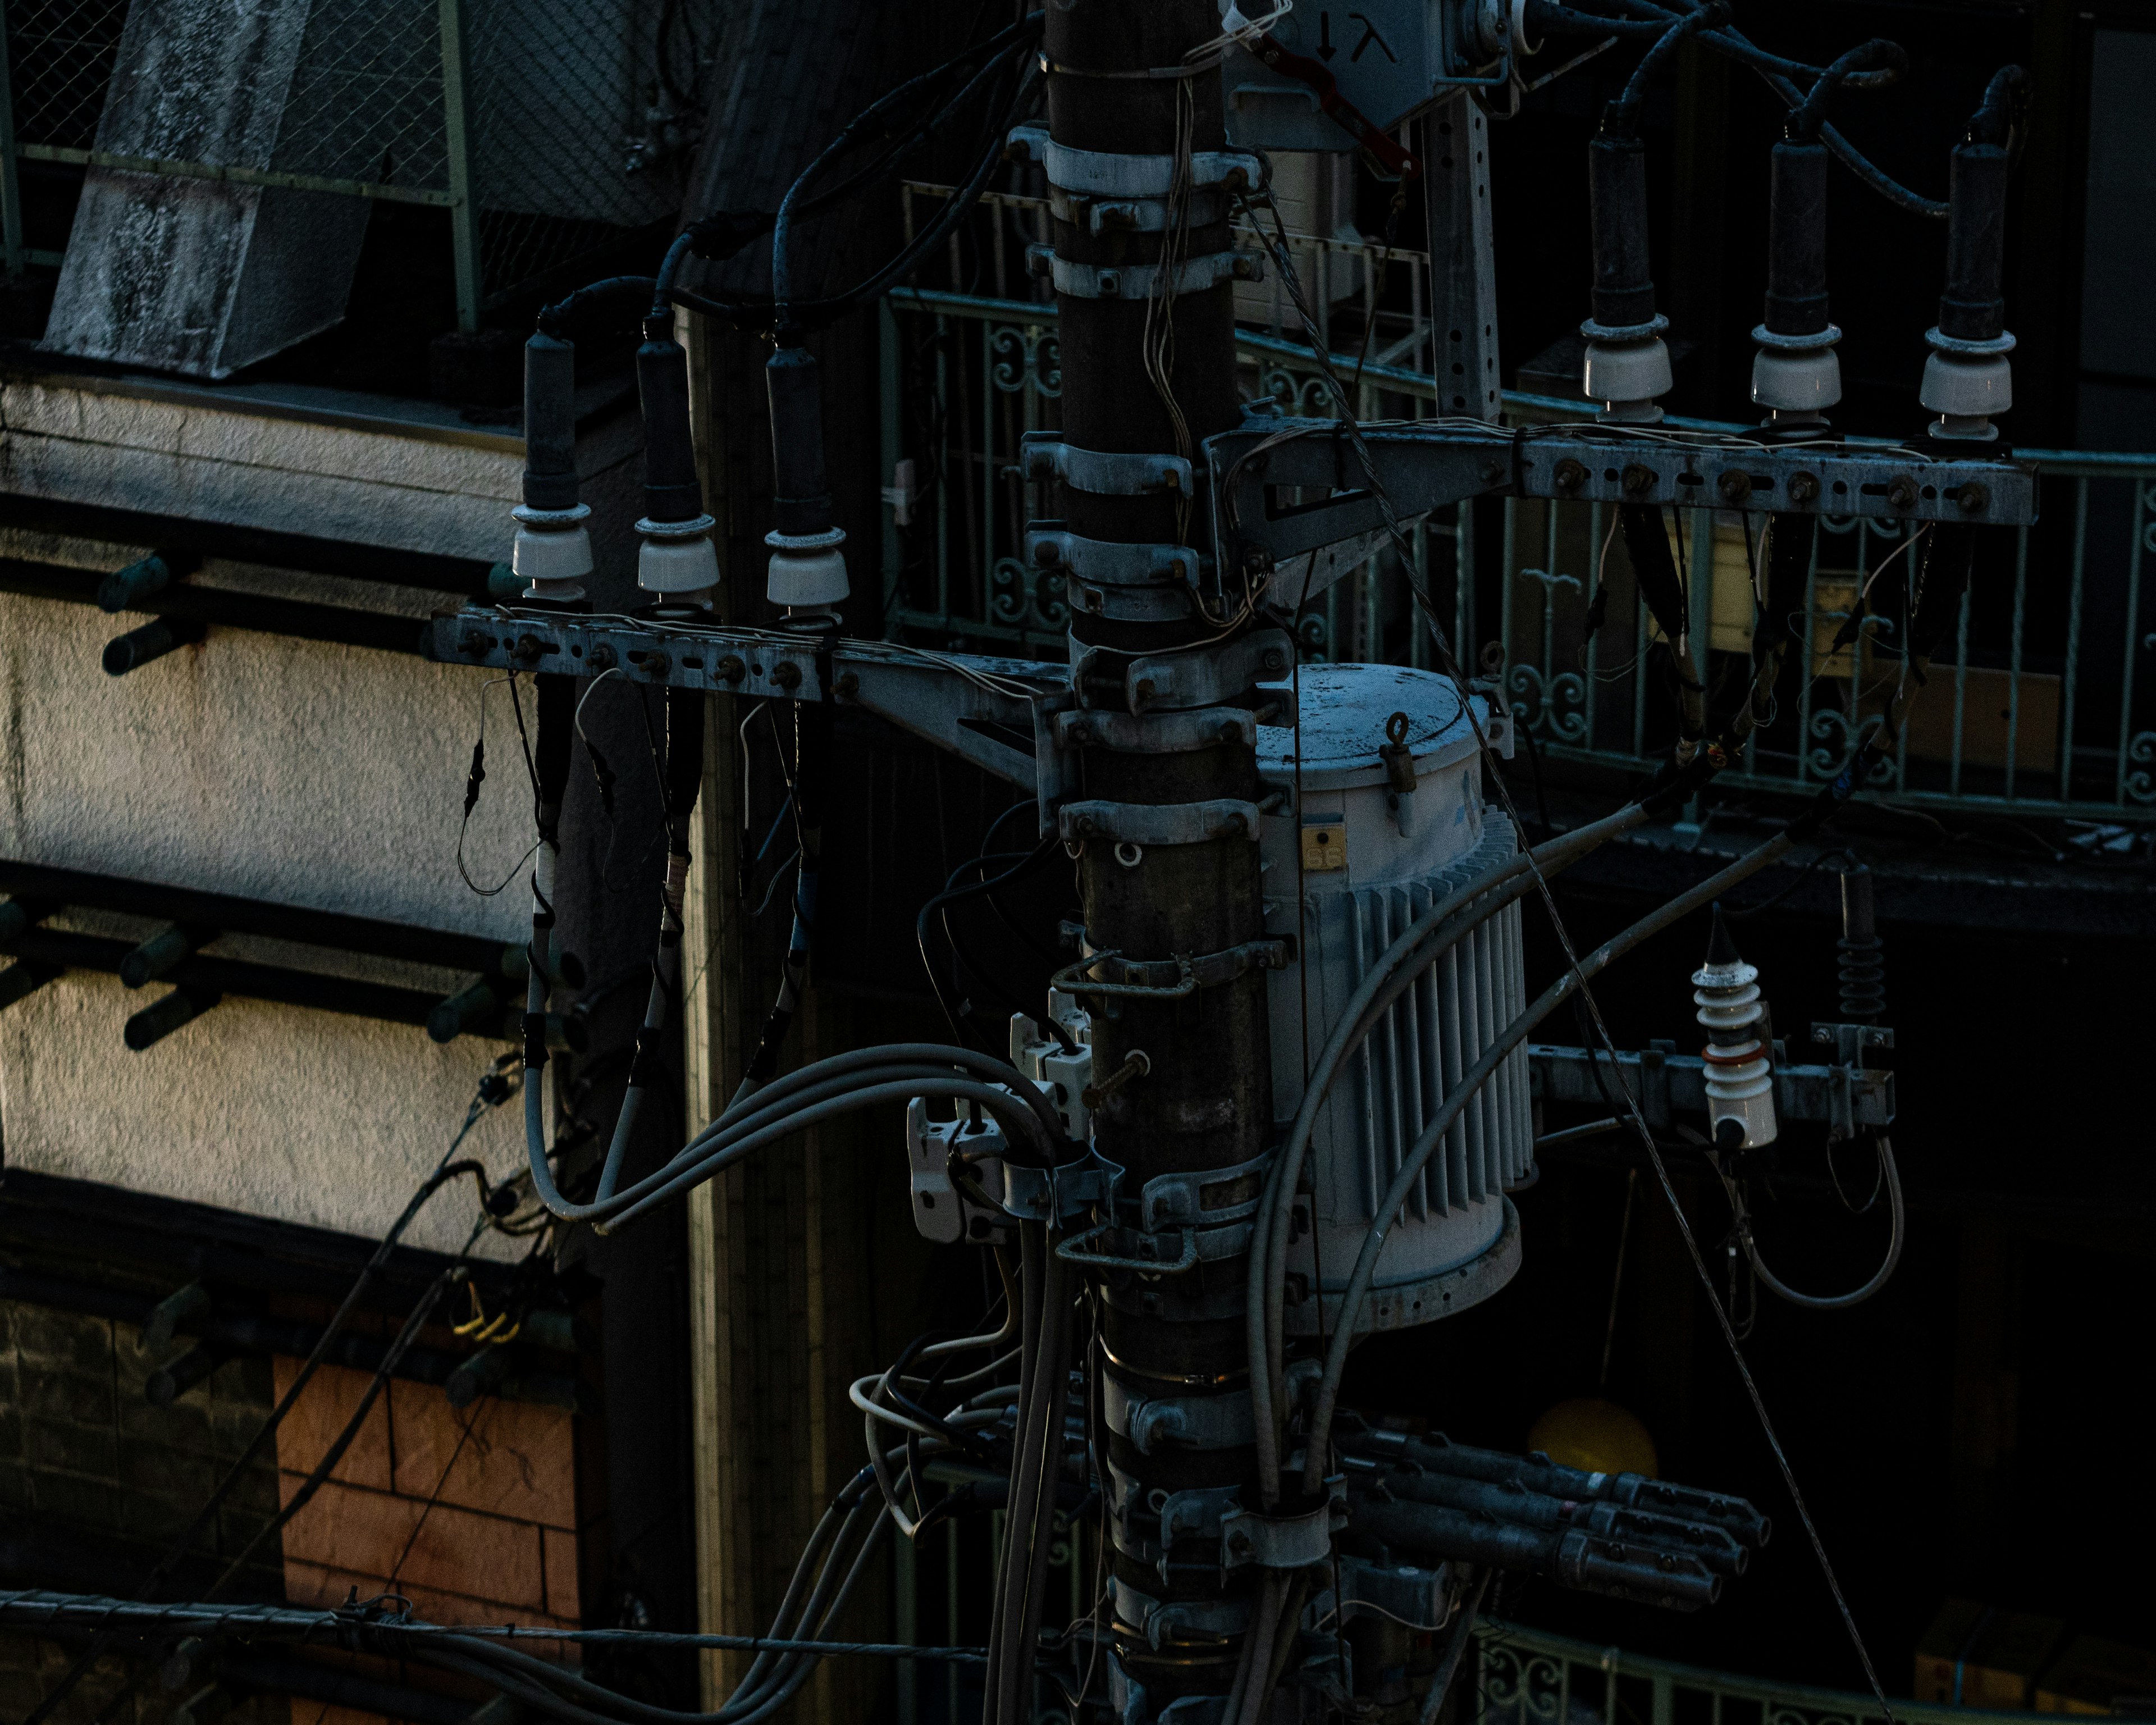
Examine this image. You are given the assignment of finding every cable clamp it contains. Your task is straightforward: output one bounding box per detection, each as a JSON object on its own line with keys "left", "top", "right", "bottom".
{"left": 1051, "top": 702, "right": 1264, "bottom": 755}
{"left": 1026, "top": 241, "right": 1264, "bottom": 300}
{"left": 1113, "top": 1578, "right": 1254, "bottom": 1651}
{"left": 1056, "top": 1212, "right": 1259, "bottom": 1273}
{"left": 1104, "top": 1379, "right": 1256, "bottom": 1454}
{"left": 1218, "top": 1480, "right": 1347, "bottom": 1571}
{"left": 1057, "top": 800, "right": 1264, "bottom": 849}
{"left": 1050, "top": 936, "right": 1290, "bottom": 999}
{"left": 1006, "top": 124, "right": 1268, "bottom": 199}
{"left": 1027, "top": 521, "right": 1201, "bottom": 586}
{"left": 1138, "top": 1146, "right": 1274, "bottom": 1233}
{"left": 1020, "top": 433, "right": 1190, "bottom": 497}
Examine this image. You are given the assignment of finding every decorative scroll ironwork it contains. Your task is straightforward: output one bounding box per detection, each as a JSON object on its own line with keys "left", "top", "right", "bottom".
{"left": 879, "top": 282, "right": 2156, "bottom": 822}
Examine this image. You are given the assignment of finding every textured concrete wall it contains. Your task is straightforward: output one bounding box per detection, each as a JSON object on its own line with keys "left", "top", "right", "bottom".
{"left": 0, "top": 373, "right": 641, "bottom": 1257}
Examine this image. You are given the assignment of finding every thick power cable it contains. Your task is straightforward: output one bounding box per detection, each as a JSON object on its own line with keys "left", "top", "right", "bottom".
{"left": 1728, "top": 1136, "right": 1905, "bottom": 1309}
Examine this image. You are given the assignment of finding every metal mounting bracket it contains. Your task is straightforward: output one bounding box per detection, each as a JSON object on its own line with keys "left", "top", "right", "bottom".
{"left": 1006, "top": 124, "right": 1267, "bottom": 199}
{"left": 1333, "top": 1553, "right": 1454, "bottom": 1633}
{"left": 1058, "top": 799, "right": 1263, "bottom": 847}
{"left": 1022, "top": 432, "right": 1191, "bottom": 497}
{"left": 1027, "top": 524, "right": 1199, "bottom": 588}
{"left": 1139, "top": 1146, "right": 1273, "bottom": 1233}
{"left": 1105, "top": 1380, "right": 1256, "bottom": 1454}
{"left": 426, "top": 608, "right": 1067, "bottom": 793}
{"left": 1204, "top": 420, "right": 2041, "bottom": 600}
{"left": 1052, "top": 705, "right": 1258, "bottom": 755}
{"left": 1219, "top": 1480, "right": 1347, "bottom": 1571}
{"left": 1049, "top": 185, "right": 1232, "bottom": 235}
{"left": 1027, "top": 242, "right": 1263, "bottom": 300}
{"left": 1529, "top": 1042, "right": 1895, "bottom": 1131}
{"left": 1114, "top": 1578, "right": 1254, "bottom": 1651}
{"left": 1118, "top": 627, "right": 1294, "bottom": 714}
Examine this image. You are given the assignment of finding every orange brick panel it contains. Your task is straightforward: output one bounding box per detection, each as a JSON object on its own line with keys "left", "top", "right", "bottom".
{"left": 271, "top": 1358, "right": 392, "bottom": 1493}
{"left": 389, "top": 1383, "right": 575, "bottom": 1529}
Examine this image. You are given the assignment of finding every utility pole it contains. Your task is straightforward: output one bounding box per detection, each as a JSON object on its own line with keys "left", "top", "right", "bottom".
{"left": 1043, "top": 3, "right": 1277, "bottom": 1715}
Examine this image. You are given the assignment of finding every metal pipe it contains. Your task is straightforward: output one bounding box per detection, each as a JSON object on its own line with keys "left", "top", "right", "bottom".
{"left": 103, "top": 615, "right": 207, "bottom": 676}
{"left": 120, "top": 923, "right": 205, "bottom": 989}
{"left": 125, "top": 985, "right": 222, "bottom": 1051}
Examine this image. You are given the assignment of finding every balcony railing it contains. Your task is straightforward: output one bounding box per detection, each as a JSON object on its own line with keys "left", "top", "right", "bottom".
{"left": 1473, "top": 1619, "right": 2050, "bottom": 1725}
{"left": 876, "top": 205, "right": 2156, "bottom": 827}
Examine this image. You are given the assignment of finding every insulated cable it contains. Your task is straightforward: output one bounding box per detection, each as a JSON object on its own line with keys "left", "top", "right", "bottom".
{"left": 1723, "top": 1134, "right": 1905, "bottom": 1309}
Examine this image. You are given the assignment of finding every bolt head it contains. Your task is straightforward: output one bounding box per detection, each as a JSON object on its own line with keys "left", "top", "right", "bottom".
{"left": 1621, "top": 463, "right": 1657, "bottom": 496}
{"left": 1717, "top": 469, "right": 1752, "bottom": 504}
{"left": 1554, "top": 458, "right": 1587, "bottom": 493}
{"left": 1957, "top": 481, "right": 1989, "bottom": 514}
{"left": 1262, "top": 648, "right": 1285, "bottom": 672}
{"left": 1886, "top": 476, "right": 1919, "bottom": 509}
{"left": 1788, "top": 470, "right": 1820, "bottom": 504}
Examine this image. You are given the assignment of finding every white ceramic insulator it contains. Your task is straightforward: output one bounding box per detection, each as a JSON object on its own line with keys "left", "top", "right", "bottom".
{"left": 1693, "top": 960, "right": 1777, "bottom": 1148}
{"left": 1583, "top": 336, "right": 1671, "bottom": 418}
{"left": 1751, "top": 344, "right": 1842, "bottom": 412}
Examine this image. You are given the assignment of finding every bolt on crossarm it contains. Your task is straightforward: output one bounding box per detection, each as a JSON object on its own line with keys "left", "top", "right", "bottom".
{"left": 1040, "top": 3, "right": 1277, "bottom": 1720}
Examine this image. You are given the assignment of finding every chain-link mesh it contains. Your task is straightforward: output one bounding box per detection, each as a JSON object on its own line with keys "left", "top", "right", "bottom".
{"left": 464, "top": 0, "right": 710, "bottom": 293}
{"left": 7, "top": 0, "right": 716, "bottom": 300}
{"left": 5, "top": 0, "right": 130, "bottom": 150}
{"left": 272, "top": 0, "right": 450, "bottom": 191}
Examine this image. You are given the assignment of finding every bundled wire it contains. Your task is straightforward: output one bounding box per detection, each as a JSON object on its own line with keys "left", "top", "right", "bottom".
{"left": 1525, "top": 0, "right": 1945, "bottom": 217}
{"left": 538, "top": 13, "right": 1046, "bottom": 341}
{"left": 9, "top": 1464, "right": 910, "bottom": 1725}
{"left": 27, "top": 1071, "right": 522, "bottom": 1725}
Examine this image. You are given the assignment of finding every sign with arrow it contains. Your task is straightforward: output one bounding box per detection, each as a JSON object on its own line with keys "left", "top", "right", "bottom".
{"left": 1220, "top": 1, "right": 1510, "bottom": 152}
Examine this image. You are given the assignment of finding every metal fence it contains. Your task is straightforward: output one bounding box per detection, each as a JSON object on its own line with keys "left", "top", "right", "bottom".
{"left": 1472, "top": 1619, "right": 2053, "bottom": 1725}
{"left": 0, "top": 0, "right": 698, "bottom": 325}
{"left": 876, "top": 208, "right": 2156, "bottom": 828}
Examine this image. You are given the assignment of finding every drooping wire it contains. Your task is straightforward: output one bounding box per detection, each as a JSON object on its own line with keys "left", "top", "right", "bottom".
{"left": 26, "top": 1070, "right": 523, "bottom": 1725}
{"left": 1241, "top": 181, "right": 1899, "bottom": 1719}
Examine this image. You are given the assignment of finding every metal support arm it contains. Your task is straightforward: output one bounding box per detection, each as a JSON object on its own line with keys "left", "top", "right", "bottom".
{"left": 1529, "top": 1039, "right": 1894, "bottom": 1134}
{"left": 1204, "top": 415, "right": 2039, "bottom": 604}
{"left": 426, "top": 611, "right": 1065, "bottom": 789}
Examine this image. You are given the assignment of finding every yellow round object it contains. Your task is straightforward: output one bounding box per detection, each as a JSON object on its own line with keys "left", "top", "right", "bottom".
{"left": 1527, "top": 1398, "right": 1659, "bottom": 1478}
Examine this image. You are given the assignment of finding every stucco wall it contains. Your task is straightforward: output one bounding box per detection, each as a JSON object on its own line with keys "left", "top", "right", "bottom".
{"left": 0, "top": 370, "right": 641, "bottom": 1257}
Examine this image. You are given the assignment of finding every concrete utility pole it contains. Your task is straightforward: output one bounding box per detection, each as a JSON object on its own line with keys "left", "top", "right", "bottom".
{"left": 1043, "top": 2, "right": 1277, "bottom": 1713}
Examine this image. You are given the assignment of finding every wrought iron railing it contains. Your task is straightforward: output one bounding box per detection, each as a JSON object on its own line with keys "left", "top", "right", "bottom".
{"left": 1473, "top": 1618, "right": 2048, "bottom": 1725}
{"left": 877, "top": 259, "right": 2156, "bottom": 825}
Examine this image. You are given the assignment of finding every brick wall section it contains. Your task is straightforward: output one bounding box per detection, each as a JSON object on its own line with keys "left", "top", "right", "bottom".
{"left": 272, "top": 1358, "right": 584, "bottom": 1725}
{"left": 0, "top": 1297, "right": 284, "bottom": 1724}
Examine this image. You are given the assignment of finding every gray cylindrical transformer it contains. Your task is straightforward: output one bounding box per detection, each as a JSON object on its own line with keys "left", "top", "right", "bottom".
{"left": 1258, "top": 665, "right": 1533, "bottom": 1338}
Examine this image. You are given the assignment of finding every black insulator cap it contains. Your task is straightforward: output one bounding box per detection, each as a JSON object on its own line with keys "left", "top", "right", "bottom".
{"left": 1938, "top": 142, "right": 2009, "bottom": 342}
{"left": 1840, "top": 864, "right": 1875, "bottom": 944}
{"left": 1704, "top": 901, "right": 1742, "bottom": 968}
{"left": 1588, "top": 135, "right": 1656, "bottom": 330}
{"left": 766, "top": 346, "right": 834, "bottom": 538}
{"left": 637, "top": 333, "right": 705, "bottom": 523}
{"left": 1763, "top": 140, "right": 1831, "bottom": 336}
{"left": 523, "top": 332, "right": 581, "bottom": 513}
